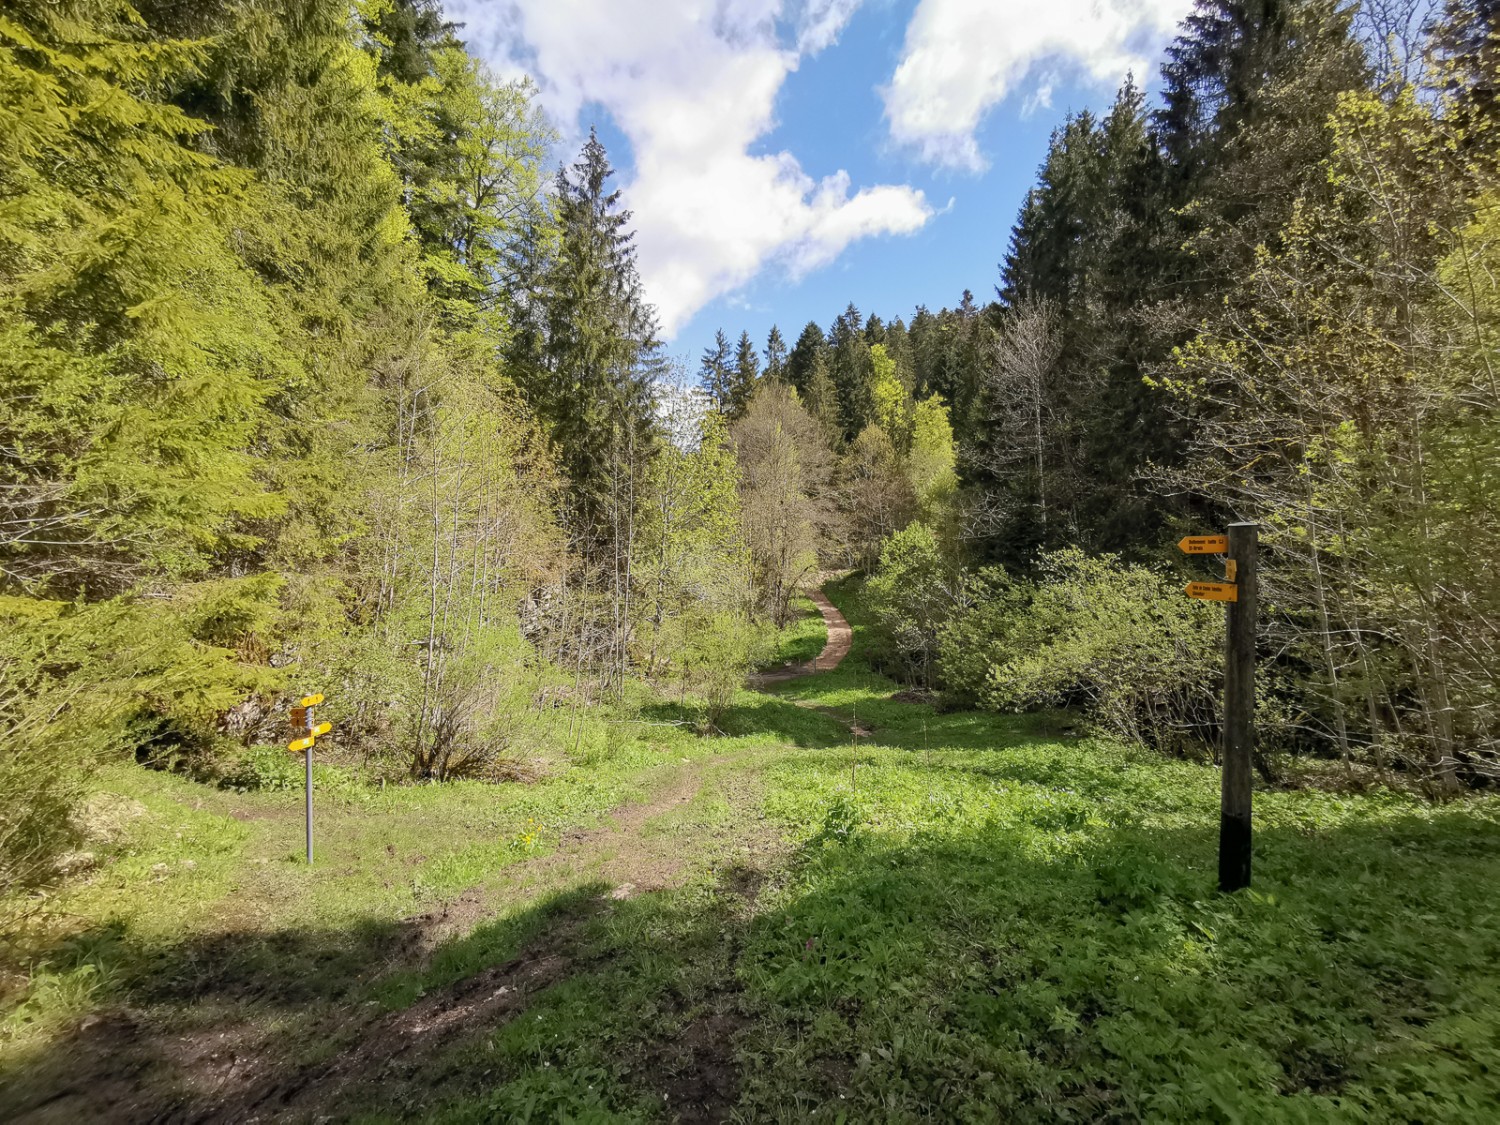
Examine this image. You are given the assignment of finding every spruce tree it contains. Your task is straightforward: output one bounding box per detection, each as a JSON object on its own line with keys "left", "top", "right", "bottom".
{"left": 763, "top": 324, "right": 788, "bottom": 382}
{"left": 700, "top": 329, "right": 733, "bottom": 412}
{"left": 786, "top": 321, "right": 827, "bottom": 394}
{"left": 829, "top": 303, "right": 875, "bottom": 439}
{"left": 540, "top": 128, "right": 662, "bottom": 551}
{"left": 730, "top": 330, "right": 760, "bottom": 416}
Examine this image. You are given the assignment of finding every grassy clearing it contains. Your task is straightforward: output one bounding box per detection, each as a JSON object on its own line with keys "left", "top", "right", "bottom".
{"left": 0, "top": 726, "right": 719, "bottom": 1055}
{"left": 4, "top": 576, "right": 1500, "bottom": 1121}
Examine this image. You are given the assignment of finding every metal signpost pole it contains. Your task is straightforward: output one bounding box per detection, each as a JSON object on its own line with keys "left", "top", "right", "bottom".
{"left": 305, "top": 726, "right": 314, "bottom": 866}
{"left": 288, "top": 696, "right": 326, "bottom": 866}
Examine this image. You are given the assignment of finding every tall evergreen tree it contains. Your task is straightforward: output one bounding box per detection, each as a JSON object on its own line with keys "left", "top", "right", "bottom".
{"left": 699, "top": 329, "right": 733, "bottom": 412}
{"left": 763, "top": 324, "right": 788, "bottom": 382}
{"left": 730, "top": 330, "right": 760, "bottom": 416}
{"left": 829, "top": 303, "right": 875, "bottom": 439}
{"left": 538, "top": 129, "right": 661, "bottom": 550}
{"left": 362, "top": 0, "right": 459, "bottom": 85}
{"left": 786, "top": 320, "right": 827, "bottom": 395}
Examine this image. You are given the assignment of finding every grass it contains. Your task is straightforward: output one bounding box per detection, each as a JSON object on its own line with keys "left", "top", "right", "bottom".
{"left": 4, "top": 575, "right": 1500, "bottom": 1120}
{"left": 761, "top": 592, "right": 825, "bottom": 668}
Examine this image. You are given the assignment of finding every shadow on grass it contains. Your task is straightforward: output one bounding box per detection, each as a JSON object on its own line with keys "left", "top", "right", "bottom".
{"left": 728, "top": 804, "right": 1500, "bottom": 1120}
{"left": 8, "top": 795, "right": 1499, "bottom": 1122}
{"left": 2, "top": 883, "right": 606, "bottom": 1122}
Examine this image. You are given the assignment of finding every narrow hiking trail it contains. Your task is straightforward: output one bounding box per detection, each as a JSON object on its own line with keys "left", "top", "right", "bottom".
{"left": 748, "top": 588, "right": 851, "bottom": 687}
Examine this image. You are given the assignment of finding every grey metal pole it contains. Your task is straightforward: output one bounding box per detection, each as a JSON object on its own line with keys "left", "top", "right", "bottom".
{"left": 304, "top": 707, "right": 314, "bottom": 865}
{"left": 1219, "top": 522, "right": 1257, "bottom": 892}
{"left": 305, "top": 746, "right": 313, "bottom": 865}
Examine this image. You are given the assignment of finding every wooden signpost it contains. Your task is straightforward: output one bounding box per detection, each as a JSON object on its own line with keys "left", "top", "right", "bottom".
{"left": 288, "top": 693, "right": 331, "bottom": 865}
{"left": 1178, "top": 535, "right": 1228, "bottom": 554}
{"left": 1185, "top": 581, "right": 1238, "bottom": 602}
{"left": 1181, "top": 524, "right": 1258, "bottom": 892}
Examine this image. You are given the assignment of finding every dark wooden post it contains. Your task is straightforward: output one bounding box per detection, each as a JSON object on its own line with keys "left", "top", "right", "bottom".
{"left": 1219, "top": 522, "right": 1257, "bottom": 892}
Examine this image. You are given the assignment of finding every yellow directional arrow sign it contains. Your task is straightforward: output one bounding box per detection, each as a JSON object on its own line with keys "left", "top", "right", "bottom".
{"left": 1179, "top": 535, "right": 1229, "bottom": 554}
{"left": 299, "top": 693, "right": 325, "bottom": 707}
{"left": 288, "top": 735, "right": 315, "bottom": 752}
{"left": 1186, "top": 581, "right": 1239, "bottom": 602}
{"left": 312, "top": 721, "right": 331, "bottom": 737}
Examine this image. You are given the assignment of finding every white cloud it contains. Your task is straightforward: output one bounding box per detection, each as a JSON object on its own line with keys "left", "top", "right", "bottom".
{"left": 883, "top": 0, "right": 1191, "bottom": 171}
{"left": 795, "top": 0, "right": 866, "bottom": 53}
{"left": 449, "top": 0, "right": 929, "bottom": 338}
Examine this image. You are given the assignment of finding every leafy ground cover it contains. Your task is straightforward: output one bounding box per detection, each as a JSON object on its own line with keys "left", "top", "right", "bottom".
{"left": 3, "top": 578, "right": 1499, "bottom": 1121}
{"left": 761, "top": 593, "right": 825, "bottom": 669}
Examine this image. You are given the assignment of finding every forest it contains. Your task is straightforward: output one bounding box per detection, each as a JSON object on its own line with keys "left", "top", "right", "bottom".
{"left": 1, "top": 0, "right": 1498, "bottom": 1119}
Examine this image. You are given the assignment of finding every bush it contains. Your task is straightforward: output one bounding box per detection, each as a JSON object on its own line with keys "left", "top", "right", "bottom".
{"left": 864, "top": 523, "right": 966, "bottom": 688}
{"left": 940, "top": 549, "right": 1221, "bottom": 754}
{"left": 682, "top": 610, "right": 772, "bottom": 733}
{"left": 220, "top": 744, "right": 305, "bottom": 792}
{"left": 0, "top": 596, "right": 268, "bottom": 897}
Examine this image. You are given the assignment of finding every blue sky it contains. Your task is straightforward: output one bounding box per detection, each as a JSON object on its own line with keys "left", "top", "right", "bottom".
{"left": 449, "top": 0, "right": 1192, "bottom": 366}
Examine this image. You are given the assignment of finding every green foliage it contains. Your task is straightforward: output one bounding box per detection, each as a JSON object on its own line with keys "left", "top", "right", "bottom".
{"left": 0, "top": 592, "right": 274, "bottom": 895}
{"left": 864, "top": 522, "right": 962, "bottom": 688}
{"left": 732, "top": 382, "right": 833, "bottom": 624}
{"left": 6, "top": 580, "right": 1500, "bottom": 1120}
{"left": 0, "top": 0, "right": 573, "bottom": 881}
{"left": 814, "top": 791, "right": 863, "bottom": 845}
{"left": 940, "top": 549, "right": 1221, "bottom": 753}
{"left": 0, "top": 4, "right": 286, "bottom": 595}
{"left": 764, "top": 595, "right": 825, "bottom": 668}
{"left": 683, "top": 611, "right": 773, "bottom": 732}
{"left": 906, "top": 394, "right": 958, "bottom": 526}
{"left": 1161, "top": 74, "right": 1500, "bottom": 786}
{"left": 637, "top": 410, "right": 753, "bottom": 685}
{"left": 220, "top": 744, "right": 307, "bottom": 793}
{"left": 868, "top": 343, "right": 909, "bottom": 447}
{"left": 523, "top": 128, "right": 661, "bottom": 550}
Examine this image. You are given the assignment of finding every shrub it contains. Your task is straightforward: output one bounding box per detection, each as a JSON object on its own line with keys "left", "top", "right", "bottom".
{"left": 0, "top": 596, "right": 269, "bottom": 897}
{"left": 940, "top": 549, "right": 1221, "bottom": 754}
{"left": 682, "top": 610, "right": 772, "bottom": 733}
{"left": 864, "top": 523, "right": 966, "bottom": 688}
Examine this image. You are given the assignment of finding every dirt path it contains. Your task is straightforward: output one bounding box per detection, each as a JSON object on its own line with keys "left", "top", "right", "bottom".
{"left": 253, "top": 753, "right": 785, "bottom": 1121}
{"left": 10, "top": 755, "right": 786, "bottom": 1125}
{"left": 13, "top": 597, "right": 854, "bottom": 1123}
{"left": 750, "top": 588, "right": 852, "bottom": 687}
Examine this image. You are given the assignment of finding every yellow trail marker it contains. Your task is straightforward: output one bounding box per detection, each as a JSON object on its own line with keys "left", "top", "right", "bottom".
{"left": 299, "top": 693, "right": 325, "bottom": 707}
{"left": 288, "top": 735, "right": 315, "bottom": 752}
{"left": 1179, "top": 535, "right": 1228, "bottom": 554}
{"left": 312, "top": 721, "right": 331, "bottom": 736}
{"left": 1225, "top": 559, "right": 1238, "bottom": 581}
{"left": 1186, "top": 581, "right": 1239, "bottom": 602}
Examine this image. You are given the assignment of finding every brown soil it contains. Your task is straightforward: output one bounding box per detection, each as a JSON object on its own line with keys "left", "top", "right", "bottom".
{"left": 249, "top": 922, "right": 588, "bottom": 1120}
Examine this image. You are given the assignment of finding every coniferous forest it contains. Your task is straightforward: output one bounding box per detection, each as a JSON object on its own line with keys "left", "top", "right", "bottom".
{"left": 3, "top": 1, "right": 1500, "bottom": 1120}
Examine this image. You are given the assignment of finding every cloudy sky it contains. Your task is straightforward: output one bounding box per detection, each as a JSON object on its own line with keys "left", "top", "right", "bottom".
{"left": 448, "top": 0, "right": 1192, "bottom": 363}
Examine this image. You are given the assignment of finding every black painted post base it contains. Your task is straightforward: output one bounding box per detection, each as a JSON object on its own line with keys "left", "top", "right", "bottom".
{"left": 1219, "top": 813, "right": 1251, "bottom": 892}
